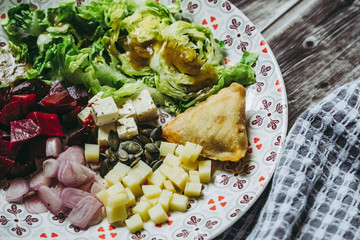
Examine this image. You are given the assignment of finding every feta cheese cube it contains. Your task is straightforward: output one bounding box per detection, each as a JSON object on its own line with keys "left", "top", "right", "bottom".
{"left": 91, "top": 96, "right": 119, "bottom": 126}
{"left": 88, "top": 91, "right": 104, "bottom": 104}
{"left": 131, "top": 90, "right": 157, "bottom": 122}
{"left": 77, "top": 107, "right": 92, "bottom": 124}
{"left": 118, "top": 99, "right": 136, "bottom": 119}
{"left": 117, "top": 117, "right": 138, "bottom": 140}
{"left": 97, "top": 123, "right": 116, "bottom": 146}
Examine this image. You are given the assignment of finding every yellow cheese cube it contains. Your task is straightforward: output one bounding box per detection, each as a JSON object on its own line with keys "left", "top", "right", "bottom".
{"left": 163, "top": 153, "right": 180, "bottom": 167}
{"left": 125, "top": 187, "right": 136, "bottom": 207}
{"left": 172, "top": 172, "right": 189, "bottom": 192}
{"left": 148, "top": 204, "right": 168, "bottom": 224}
{"left": 158, "top": 190, "right": 173, "bottom": 211}
{"left": 163, "top": 180, "right": 176, "bottom": 193}
{"left": 122, "top": 175, "right": 143, "bottom": 197}
{"left": 181, "top": 142, "right": 196, "bottom": 161}
{"left": 190, "top": 144, "right": 203, "bottom": 162}
{"left": 198, "top": 160, "right": 212, "bottom": 183}
{"left": 107, "top": 182, "right": 125, "bottom": 196}
{"left": 104, "top": 162, "right": 131, "bottom": 186}
{"left": 184, "top": 182, "right": 202, "bottom": 197}
{"left": 106, "top": 204, "right": 127, "bottom": 223}
{"left": 189, "top": 171, "right": 200, "bottom": 183}
{"left": 126, "top": 160, "right": 152, "bottom": 185}
{"left": 140, "top": 195, "right": 159, "bottom": 206}
{"left": 170, "top": 193, "right": 188, "bottom": 212}
{"left": 181, "top": 159, "right": 198, "bottom": 172}
{"left": 125, "top": 213, "right": 143, "bottom": 233}
{"left": 96, "top": 190, "right": 110, "bottom": 206}
{"left": 107, "top": 192, "right": 128, "bottom": 207}
{"left": 159, "top": 142, "right": 177, "bottom": 157}
{"left": 142, "top": 185, "right": 162, "bottom": 199}
{"left": 133, "top": 201, "right": 151, "bottom": 222}
{"left": 175, "top": 145, "right": 184, "bottom": 157}
{"left": 84, "top": 144, "right": 100, "bottom": 162}
{"left": 147, "top": 170, "right": 166, "bottom": 188}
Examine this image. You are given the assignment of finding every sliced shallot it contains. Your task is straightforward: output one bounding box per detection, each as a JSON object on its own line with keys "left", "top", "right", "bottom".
{"left": 29, "top": 171, "right": 51, "bottom": 190}
{"left": 60, "top": 187, "right": 90, "bottom": 209}
{"left": 4, "top": 178, "right": 30, "bottom": 203}
{"left": 38, "top": 185, "right": 63, "bottom": 214}
{"left": 88, "top": 206, "right": 105, "bottom": 227}
{"left": 43, "top": 159, "right": 59, "bottom": 178}
{"left": 58, "top": 160, "right": 95, "bottom": 187}
{"left": 24, "top": 195, "right": 48, "bottom": 214}
{"left": 46, "top": 137, "right": 63, "bottom": 157}
{"left": 67, "top": 194, "right": 103, "bottom": 229}
{"left": 57, "top": 146, "right": 85, "bottom": 165}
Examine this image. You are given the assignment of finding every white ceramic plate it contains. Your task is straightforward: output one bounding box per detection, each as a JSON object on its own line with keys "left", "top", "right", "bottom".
{"left": 0, "top": 0, "right": 288, "bottom": 239}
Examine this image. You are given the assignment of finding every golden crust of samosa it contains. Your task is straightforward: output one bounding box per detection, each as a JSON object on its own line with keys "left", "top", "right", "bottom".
{"left": 162, "top": 83, "right": 248, "bottom": 161}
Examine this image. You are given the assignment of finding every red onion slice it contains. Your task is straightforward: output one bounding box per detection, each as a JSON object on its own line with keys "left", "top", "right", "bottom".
{"left": 67, "top": 194, "right": 103, "bottom": 229}
{"left": 88, "top": 206, "right": 105, "bottom": 227}
{"left": 43, "top": 159, "right": 59, "bottom": 178}
{"left": 29, "top": 171, "right": 51, "bottom": 190}
{"left": 4, "top": 178, "right": 30, "bottom": 203}
{"left": 46, "top": 137, "right": 63, "bottom": 157}
{"left": 58, "top": 160, "right": 95, "bottom": 187}
{"left": 24, "top": 195, "right": 48, "bottom": 214}
{"left": 60, "top": 187, "right": 90, "bottom": 209}
{"left": 57, "top": 146, "right": 85, "bottom": 165}
{"left": 38, "top": 185, "right": 63, "bottom": 214}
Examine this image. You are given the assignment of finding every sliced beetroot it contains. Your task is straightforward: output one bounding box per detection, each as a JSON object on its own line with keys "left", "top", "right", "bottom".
{"left": 0, "top": 93, "right": 4, "bottom": 110}
{"left": 10, "top": 119, "right": 41, "bottom": 146}
{"left": 6, "top": 156, "right": 37, "bottom": 179}
{"left": 49, "top": 80, "right": 66, "bottom": 96}
{"left": 40, "top": 92, "right": 77, "bottom": 114}
{"left": 0, "top": 156, "right": 15, "bottom": 179}
{"left": 66, "top": 85, "right": 88, "bottom": 106}
{"left": 0, "top": 101, "right": 23, "bottom": 126}
{"left": 11, "top": 80, "right": 50, "bottom": 102}
{"left": 61, "top": 106, "right": 82, "bottom": 129}
{"left": 0, "top": 138, "right": 21, "bottom": 160}
{"left": 11, "top": 94, "right": 36, "bottom": 114}
{"left": 0, "top": 129, "right": 10, "bottom": 139}
{"left": 67, "top": 126, "right": 96, "bottom": 148}
{"left": 27, "top": 112, "right": 63, "bottom": 137}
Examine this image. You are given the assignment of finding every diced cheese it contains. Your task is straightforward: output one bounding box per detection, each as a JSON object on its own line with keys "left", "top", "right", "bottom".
{"left": 133, "top": 201, "right": 151, "bottom": 222}
{"left": 158, "top": 190, "right": 173, "bottom": 211}
{"left": 126, "top": 160, "right": 152, "bottom": 185}
{"left": 125, "top": 187, "right": 136, "bottom": 207}
{"left": 163, "top": 153, "right": 180, "bottom": 167}
{"left": 118, "top": 99, "right": 136, "bottom": 119}
{"left": 106, "top": 182, "right": 125, "bottom": 196}
{"left": 122, "top": 175, "right": 143, "bottom": 197}
{"left": 131, "top": 90, "right": 157, "bottom": 122}
{"left": 140, "top": 195, "right": 159, "bottom": 206}
{"left": 190, "top": 144, "right": 203, "bottom": 162}
{"left": 189, "top": 171, "right": 200, "bottom": 183}
{"left": 91, "top": 96, "right": 119, "bottom": 126}
{"left": 198, "top": 160, "right": 212, "bottom": 183}
{"left": 97, "top": 123, "right": 116, "bottom": 146}
{"left": 170, "top": 193, "right": 188, "bottom": 212}
{"left": 107, "top": 192, "right": 128, "bottom": 207}
{"left": 147, "top": 170, "right": 166, "bottom": 188}
{"left": 106, "top": 204, "right": 127, "bottom": 223}
{"left": 175, "top": 145, "right": 184, "bottom": 157}
{"left": 181, "top": 159, "right": 198, "bottom": 172}
{"left": 159, "top": 142, "right": 177, "bottom": 157}
{"left": 96, "top": 190, "right": 110, "bottom": 206}
{"left": 163, "top": 180, "right": 176, "bottom": 193}
{"left": 172, "top": 172, "right": 189, "bottom": 191}
{"left": 125, "top": 213, "right": 143, "bottom": 233}
{"left": 117, "top": 117, "right": 138, "bottom": 140}
{"left": 84, "top": 143, "right": 100, "bottom": 162}
{"left": 180, "top": 142, "right": 196, "bottom": 162}
{"left": 148, "top": 204, "right": 168, "bottom": 224}
{"left": 88, "top": 91, "right": 104, "bottom": 104}
{"left": 142, "top": 185, "right": 162, "bottom": 199}
{"left": 77, "top": 107, "right": 92, "bottom": 124}
{"left": 184, "top": 182, "right": 202, "bottom": 197}
{"left": 104, "top": 162, "right": 131, "bottom": 186}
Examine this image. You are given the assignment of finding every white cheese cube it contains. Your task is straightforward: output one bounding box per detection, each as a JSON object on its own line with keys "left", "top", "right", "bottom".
{"left": 140, "top": 195, "right": 159, "bottom": 206}
{"left": 172, "top": 172, "right": 190, "bottom": 192}
{"left": 133, "top": 201, "right": 151, "bottom": 222}
{"left": 125, "top": 187, "right": 136, "bottom": 207}
{"left": 97, "top": 123, "right": 116, "bottom": 146}
{"left": 126, "top": 160, "right": 152, "bottom": 185}
{"left": 117, "top": 117, "right": 138, "bottom": 140}
{"left": 142, "top": 185, "right": 162, "bottom": 199}
{"left": 104, "top": 162, "right": 131, "bottom": 186}
{"left": 77, "top": 107, "right": 92, "bottom": 124}
{"left": 198, "top": 160, "right": 212, "bottom": 183}
{"left": 96, "top": 190, "right": 110, "bottom": 206}
{"left": 158, "top": 190, "right": 173, "bottom": 211}
{"left": 175, "top": 145, "right": 184, "bottom": 157}
{"left": 181, "top": 160, "right": 198, "bottom": 172}
{"left": 170, "top": 193, "right": 188, "bottom": 212}
{"left": 163, "top": 180, "right": 176, "bottom": 193}
{"left": 148, "top": 204, "right": 168, "bottom": 224}
{"left": 84, "top": 143, "right": 100, "bottom": 162}
{"left": 181, "top": 142, "right": 196, "bottom": 162}
{"left": 107, "top": 192, "right": 128, "bottom": 207}
{"left": 159, "top": 142, "right": 177, "bottom": 157}
{"left": 91, "top": 96, "right": 119, "bottom": 126}
{"left": 147, "top": 170, "right": 166, "bottom": 188}
{"left": 125, "top": 213, "right": 143, "bottom": 233}
{"left": 106, "top": 204, "right": 127, "bottom": 223}
{"left": 107, "top": 182, "right": 125, "bottom": 196}
{"left": 184, "top": 182, "right": 202, "bottom": 197}
{"left": 189, "top": 171, "right": 200, "bottom": 183}
{"left": 118, "top": 99, "right": 136, "bottom": 119}
{"left": 88, "top": 91, "right": 104, "bottom": 104}
{"left": 190, "top": 144, "right": 203, "bottom": 162}
{"left": 163, "top": 153, "right": 180, "bottom": 167}
{"left": 131, "top": 90, "right": 157, "bottom": 122}
{"left": 122, "top": 175, "right": 143, "bottom": 197}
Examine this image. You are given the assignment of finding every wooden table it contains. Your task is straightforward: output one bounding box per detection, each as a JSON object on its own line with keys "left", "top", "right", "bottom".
{"left": 230, "top": 0, "right": 360, "bottom": 128}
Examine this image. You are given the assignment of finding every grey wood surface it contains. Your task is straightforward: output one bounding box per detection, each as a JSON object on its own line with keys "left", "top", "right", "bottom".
{"left": 231, "top": 0, "right": 360, "bottom": 128}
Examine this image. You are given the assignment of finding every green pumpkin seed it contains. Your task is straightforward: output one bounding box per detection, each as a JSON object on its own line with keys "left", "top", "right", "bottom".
{"left": 151, "top": 160, "right": 163, "bottom": 171}
{"left": 150, "top": 126, "right": 162, "bottom": 141}
{"left": 136, "top": 135, "right": 152, "bottom": 145}
{"left": 108, "top": 130, "right": 120, "bottom": 150}
{"left": 129, "top": 158, "right": 140, "bottom": 168}
{"left": 117, "top": 149, "right": 129, "bottom": 162}
{"left": 121, "top": 141, "right": 143, "bottom": 154}
{"left": 144, "top": 143, "right": 159, "bottom": 153}
{"left": 144, "top": 150, "right": 154, "bottom": 162}
{"left": 139, "top": 128, "right": 153, "bottom": 137}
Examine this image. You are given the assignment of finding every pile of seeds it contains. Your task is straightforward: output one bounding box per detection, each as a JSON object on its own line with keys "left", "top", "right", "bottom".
{"left": 99, "top": 125, "right": 164, "bottom": 177}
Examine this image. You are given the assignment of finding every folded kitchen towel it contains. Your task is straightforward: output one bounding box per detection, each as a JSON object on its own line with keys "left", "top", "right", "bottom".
{"left": 216, "top": 79, "right": 360, "bottom": 240}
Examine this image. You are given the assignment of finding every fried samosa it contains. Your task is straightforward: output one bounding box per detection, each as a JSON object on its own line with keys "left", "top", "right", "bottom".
{"left": 162, "top": 83, "right": 248, "bottom": 161}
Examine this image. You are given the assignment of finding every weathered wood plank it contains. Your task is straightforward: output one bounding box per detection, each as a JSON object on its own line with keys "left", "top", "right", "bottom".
{"left": 262, "top": 0, "right": 360, "bottom": 127}
{"left": 229, "top": 0, "right": 300, "bottom": 32}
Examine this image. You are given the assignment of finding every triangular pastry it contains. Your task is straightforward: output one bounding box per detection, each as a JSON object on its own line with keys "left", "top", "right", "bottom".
{"left": 162, "top": 83, "right": 248, "bottom": 161}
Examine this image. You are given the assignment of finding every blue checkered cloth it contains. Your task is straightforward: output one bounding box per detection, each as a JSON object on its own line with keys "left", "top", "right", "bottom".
{"left": 216, "top": 80, "right": 360, "bottom": 240}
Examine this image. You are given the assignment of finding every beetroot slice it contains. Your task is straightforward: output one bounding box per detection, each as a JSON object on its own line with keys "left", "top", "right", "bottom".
{"left": 0, "top": 156, "right": 15, "bottom": 179}
{"left": 0, "top": 138, "right": 20, "bottom": 160}
{"left": 10, "top": 119, "right": 41, "bottom": 145}
{"left": 0, "top": 101, "right": 23, "bottom": 126}
{"left": 27, "top": 112, "right": 64, "bottom": 137}
{"left": 66, "top": 85, "right": 88, "bottom": 106}
{"left": 40, "top": 92, "right": 77, "bottom": 114}
{"left": 62, "top": 106, "right": 82, "bottom": 129}
{"left": 11, "top": 94, "right": 36, "bottom": 115}
{"left": 49, "top": 80, "right": 66, "bottom": 96}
